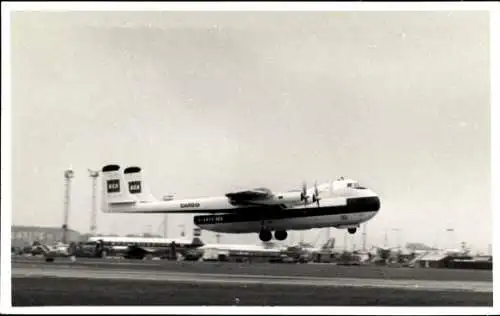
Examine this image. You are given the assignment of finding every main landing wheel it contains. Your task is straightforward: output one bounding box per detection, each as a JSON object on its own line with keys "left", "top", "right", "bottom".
{"left": 259, "top": 230, "right": 272, "bottom": 242}
{"left": 348, "top": 228, "right": 357, "bottom": 234}
{"left": 274, "top": 230, "right": 288, "bottom": 241}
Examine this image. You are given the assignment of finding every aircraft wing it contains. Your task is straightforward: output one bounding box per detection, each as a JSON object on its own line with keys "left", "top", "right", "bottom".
{"left": 225, "top": 187, "right": 275, "bottom": 206}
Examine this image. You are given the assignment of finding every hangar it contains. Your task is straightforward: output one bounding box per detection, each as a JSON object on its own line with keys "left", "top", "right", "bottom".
{"left": 11, "top": 225, "right": 81, "bottom": 248}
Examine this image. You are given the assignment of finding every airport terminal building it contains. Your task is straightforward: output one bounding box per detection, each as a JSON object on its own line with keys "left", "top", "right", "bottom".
{"left": 11, "top": 225, "right": 81, "bottom": 248}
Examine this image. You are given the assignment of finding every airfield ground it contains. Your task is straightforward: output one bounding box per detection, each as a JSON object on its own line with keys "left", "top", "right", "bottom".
{"left": 11, "top": 257, "right": 493, "bottom": 306}
{"left": 13, "top": 277, "right": 493, "bottom": 306}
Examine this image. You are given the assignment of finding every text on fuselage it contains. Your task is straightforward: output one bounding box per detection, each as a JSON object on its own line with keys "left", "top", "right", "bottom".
{"left": 180, "top": 202, "right": 200, "bottom": 208}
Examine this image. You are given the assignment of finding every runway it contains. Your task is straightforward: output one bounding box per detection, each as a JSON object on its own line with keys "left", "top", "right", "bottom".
{"left": 11, "top": 258, "right": 493, "bottom": 306}
{"left": 12, "top": 265, "right": 493, "bottom": 292}
{"left": 11, "top": 256, "right": 493, "bottom": 281}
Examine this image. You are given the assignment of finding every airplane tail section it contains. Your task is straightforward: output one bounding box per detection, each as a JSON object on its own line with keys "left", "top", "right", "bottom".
{"left": 123, "top": 166, "right": 158, "bottom": 203}
{"left": 101, "top": 164, "right": 138, "bottom": 212}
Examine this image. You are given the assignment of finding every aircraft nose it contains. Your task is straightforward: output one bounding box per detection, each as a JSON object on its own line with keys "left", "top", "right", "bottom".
{"left": 362, "top": 189, "right": 381, "bottom": 212}
{"left": 372, "top": 195, "right": 381, "bottom": 212}
{"left": 347, "top": 192, "right": 380, "bottom": 212}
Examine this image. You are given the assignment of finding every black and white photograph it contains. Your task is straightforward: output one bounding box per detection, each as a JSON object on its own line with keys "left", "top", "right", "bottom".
{"left": 1, "top": 1, "right": 498, "bottom": 313}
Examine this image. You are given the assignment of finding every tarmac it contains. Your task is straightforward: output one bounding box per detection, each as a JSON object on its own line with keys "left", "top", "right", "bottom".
{"left": 11, "top": 256, "right": 494, "bottom": 281}
{"left": 10, "top": 256, "right": 494, "bottom": 306}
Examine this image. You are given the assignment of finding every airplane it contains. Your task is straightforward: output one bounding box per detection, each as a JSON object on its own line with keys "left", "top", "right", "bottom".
{"left": 100, "top": 164, "right": 381, "bottom": 242}
{"left": 87, "top": 236, "right": 196, "bottom": 248}
{"left": 85, "top": 235, "right": 200, "bottom": 259}
{"left": 198, "top": 242, "right": 287, "bottom": 262}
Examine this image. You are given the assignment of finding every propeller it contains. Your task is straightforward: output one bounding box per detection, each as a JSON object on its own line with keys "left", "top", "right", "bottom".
{"left": 312, "top": 181, "right": 321, "bottom": 207}
{"left": 300, "top": 181, "right": 309, "bottom": 207}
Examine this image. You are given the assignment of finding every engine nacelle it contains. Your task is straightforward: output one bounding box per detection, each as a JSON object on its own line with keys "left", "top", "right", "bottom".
{"left": 274, "top": 192, "right": 304, "bottom": 204}
{"left": 235, "top": 191, "right": 309, "bottom": 206}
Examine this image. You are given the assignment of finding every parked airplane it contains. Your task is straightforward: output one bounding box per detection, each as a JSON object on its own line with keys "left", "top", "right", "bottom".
{"left": 86, "top": 236, "right": 200, "bottom": 259}
{"left": 100, "top": 164, "right": 381, "bottom": 242}
{"left": 199, "top": 242, "right": 286, "bottom": 262}
{"left": 87, "top": 236, "right": 196, "bottom": 250}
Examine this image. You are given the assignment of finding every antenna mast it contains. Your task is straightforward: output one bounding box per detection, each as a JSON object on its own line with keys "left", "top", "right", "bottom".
{"left": 62, "top": 169, "right": 74, "bottom": 243}
{"left": 362, "top": 223, "right": 367, "bottom": 251}
{"left": 88, "top": 169, "right": 99, "bottom": 235}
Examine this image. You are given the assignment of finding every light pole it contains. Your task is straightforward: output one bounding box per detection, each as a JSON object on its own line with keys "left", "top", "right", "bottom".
{"left": 343, "top": 230, "right": 348, "bottom": 251}
{"left": 445, "top": 228, "right": 455, "bottom": 249}
{"left": 433, "top": 229, "right": 440, "bottom": 250}
{"left": 392, "top": 228, "right": 402, "bottom": 249}
{"left": 62, "top": 169, "right": 74, "bottom": 244}
{"left": 88, "top": 169, "right": 99, "bottom": 235}
{"left": 162, "top": 195, "right": 174, "bottom": 238}
{"left": 178, "top": 224, "right": 186, "bottom": 237}
{"left": 162, "top": 215, "right": 168, "bottom": 238}
{"left": 362, "top": 223, "right": 367, "bottom": 251}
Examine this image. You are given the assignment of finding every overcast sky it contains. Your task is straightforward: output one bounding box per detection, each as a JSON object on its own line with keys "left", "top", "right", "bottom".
{"left": 10, "top": 11, "right": 491, "bottom": 252}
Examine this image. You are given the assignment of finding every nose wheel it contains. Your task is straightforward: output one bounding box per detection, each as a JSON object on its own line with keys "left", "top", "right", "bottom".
{"left": 348, "top": 227, "right": 357, "bottom": 234}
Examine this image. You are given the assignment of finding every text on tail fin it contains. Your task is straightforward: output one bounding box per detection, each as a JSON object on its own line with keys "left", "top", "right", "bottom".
{"left": 101, "top": 164, "right": 137, "bottom": 212}
{"left": 123, "top": 165, "right": 157, "bottom": 203}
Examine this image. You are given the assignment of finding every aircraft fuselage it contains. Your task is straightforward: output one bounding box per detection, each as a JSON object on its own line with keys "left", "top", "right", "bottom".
{"left": 194, "top": 196, "right": 380, "bottom": 233}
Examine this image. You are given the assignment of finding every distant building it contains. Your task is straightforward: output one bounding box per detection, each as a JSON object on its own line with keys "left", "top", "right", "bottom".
{"left": 413, "top": 252, "right": 493, "bottom": 270}
{"left": 11, "top": 225, "right": 81, "bottom": 247}
{"left": 414, "top": 252, "right": 450, "bottom": 268}
{"left": 405, "top": 242, "right": 437, "bottom": 252}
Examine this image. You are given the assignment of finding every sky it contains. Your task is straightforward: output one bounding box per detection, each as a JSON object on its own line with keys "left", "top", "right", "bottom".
{"left": 10, "top": 11, "right": 491, "bottom": 252}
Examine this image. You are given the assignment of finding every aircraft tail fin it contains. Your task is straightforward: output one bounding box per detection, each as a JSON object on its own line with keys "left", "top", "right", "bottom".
{"left": 123, "top": 166, "right": 158, "bottom": 203}
{"left": 191, "top": 227, "right": 204, "bottom": 247}
{"left": 101, "top": 164, "right": 137, "bottom": 212}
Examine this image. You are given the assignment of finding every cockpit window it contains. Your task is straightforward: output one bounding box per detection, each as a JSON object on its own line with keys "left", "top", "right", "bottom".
{"left": 347, "top": 182, "right": 367, "bottom": 190}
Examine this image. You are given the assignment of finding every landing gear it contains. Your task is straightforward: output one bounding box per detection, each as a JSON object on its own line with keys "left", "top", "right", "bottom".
{"left": 274, "top": 230, "right": 288, "bottom": 241}
{"left": 348, "top": 227, "right": 357, "bottom": 234}
{"left": 259, "top": 219, "right": 287, "bottom": 242}
{"left": 259, "top": 219, "right": 273, "bottom": 242}
{"left": 259, "top": 230, "right": 272, "bottom": 242}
